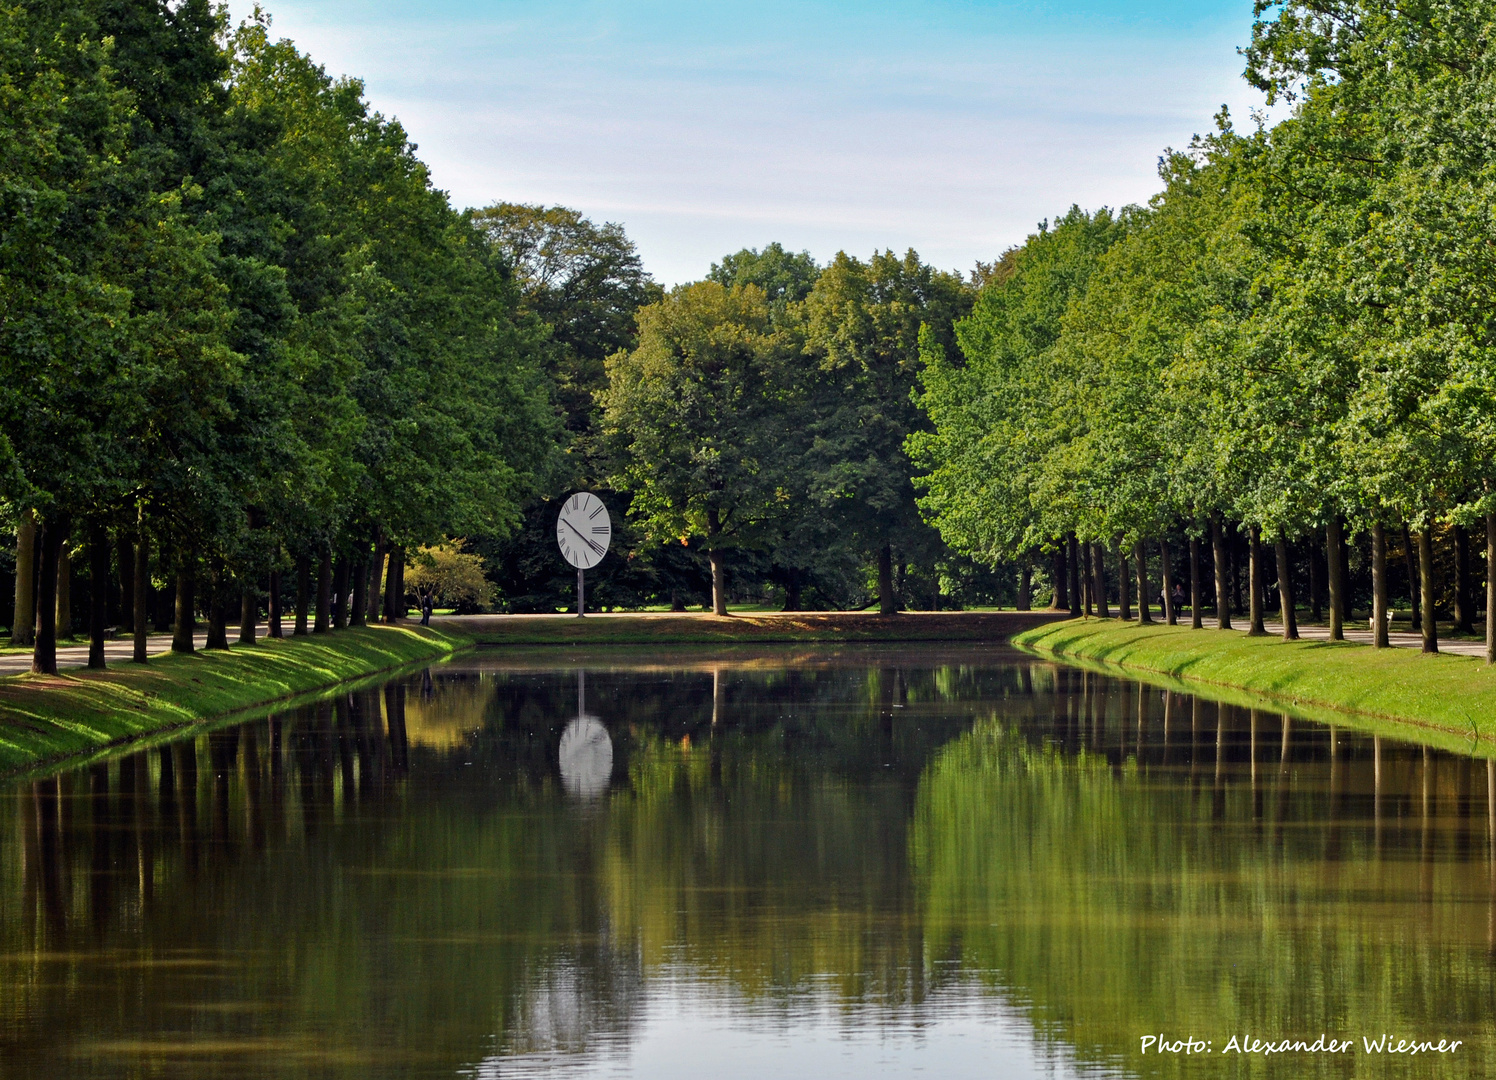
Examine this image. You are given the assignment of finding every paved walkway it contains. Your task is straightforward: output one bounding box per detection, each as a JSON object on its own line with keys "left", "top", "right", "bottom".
{"left": 1184, "top": 614, "right": 1489, "bottom": 658}
{"left": 0, "top": 630, "right": 237, "bottom": 675}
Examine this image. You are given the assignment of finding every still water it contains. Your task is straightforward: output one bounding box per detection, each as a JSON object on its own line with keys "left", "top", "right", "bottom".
{"left": 0, "top": 645, "right": 1493, "bottom": 1079}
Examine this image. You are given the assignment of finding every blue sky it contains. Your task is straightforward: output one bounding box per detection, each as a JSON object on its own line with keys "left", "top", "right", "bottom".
{"left": 225, "top": 1, "right": 1272, "bottom": 284}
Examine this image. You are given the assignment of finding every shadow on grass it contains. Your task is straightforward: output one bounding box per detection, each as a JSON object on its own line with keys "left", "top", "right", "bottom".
{"left": 0, "top": 625, "right": 470, "bottom": 776}
{"left": 1015, "top": 618, "right": 1496, "bottom": 754}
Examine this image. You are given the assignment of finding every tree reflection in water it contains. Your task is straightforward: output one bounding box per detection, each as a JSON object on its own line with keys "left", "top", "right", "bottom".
{"left": 0, "top": 648, "right": 1491, "bottom": 1079}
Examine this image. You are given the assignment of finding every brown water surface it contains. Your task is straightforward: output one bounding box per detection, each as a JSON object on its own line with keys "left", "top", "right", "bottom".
{"left": 0, "top": 645, "right": 1491, "bottom": 1078}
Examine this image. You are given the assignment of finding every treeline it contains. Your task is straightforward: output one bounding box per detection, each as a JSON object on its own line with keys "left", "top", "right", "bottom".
{"left": 3, "top": 1, "right": 563, "bottom": 673}
{"left": 486, "top": 239, "right": 1022, "bottom": 617}
{"left": 595, "top": 245, "right": 990, "bottom": 616}
{"left": 36, "top": 0, "right": 1481, "bottom": 664}
{"left": 3, "top": 0, "right": 1026, "bottom": 675}
{"left": 911, "top": 0, "right": 1496, "bottom": 658}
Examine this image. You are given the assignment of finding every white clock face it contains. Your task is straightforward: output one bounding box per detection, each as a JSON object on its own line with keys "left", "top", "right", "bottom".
{"left": 556, "top": 491, "right": 611, "bottom": 569}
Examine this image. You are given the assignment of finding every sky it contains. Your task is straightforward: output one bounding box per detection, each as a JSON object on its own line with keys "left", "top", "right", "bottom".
{"left": 223, "top": 0, "right": 1274, "bottom": 285}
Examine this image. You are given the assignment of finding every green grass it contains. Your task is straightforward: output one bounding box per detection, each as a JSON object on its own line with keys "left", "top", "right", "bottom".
{"left": 1014, "top": 618, "right": 1496, "bottom": 753}
{"left": 444, "top": 610, "right": 1063, "bottom": 645}
{"left": 0, "top": 624, "right": 470, "bottom": 775}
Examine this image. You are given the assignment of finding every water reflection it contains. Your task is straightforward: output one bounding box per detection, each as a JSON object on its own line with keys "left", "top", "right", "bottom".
{"left": 559, "top": 672, "right": 612, "bottom": 800}
{"left": 0, "top": 648, "right": 1492, "bottom": 1078}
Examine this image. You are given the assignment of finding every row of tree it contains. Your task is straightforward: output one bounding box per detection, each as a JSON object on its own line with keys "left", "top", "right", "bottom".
{"left": 4, "top": 2, "right": 558, "bottom": 673}
{"left": 5, "top": 0, "right": 1026, "bottom": 672}
{"left": 36, "top": 0, "right": 1477, "bottom": 660}
{"left": 910, "top": 0, "right": 1496, "bottom": 659}
{"left": 599, "top": 245, "right": 976, "bottom": 615}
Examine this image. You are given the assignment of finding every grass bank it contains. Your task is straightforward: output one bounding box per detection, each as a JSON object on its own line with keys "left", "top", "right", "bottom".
{"left": 444, "top": 610, "right": 1065, "bottom": 645}
{"left": 1014, "top": 619, "right": 1496, "bottom": 751}
{"left": 0, "top": 624, "right": 469, "bottom": 775}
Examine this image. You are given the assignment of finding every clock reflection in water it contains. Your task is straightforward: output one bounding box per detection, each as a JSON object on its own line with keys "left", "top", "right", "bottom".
{"left": 559, "top": 671, "right": 612, "bottom": 799}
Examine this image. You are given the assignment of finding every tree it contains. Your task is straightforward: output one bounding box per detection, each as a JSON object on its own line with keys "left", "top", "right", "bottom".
{"left": 602, "top": 282, "right": 805, "bottom": 614}
{"left": 910, "top": 209, "right": 1127, "bottom": 589}
{"left": 800, "top": 250, "right": 973, "bottom": 612}
{"left": 708, "top": 243, "right": 820, "bottom": 316}
{"left": 472, "top": 203, "right": 659, "bottom": 443}
{"left": 405, "top": 541, "right": 496, "bottom": 612}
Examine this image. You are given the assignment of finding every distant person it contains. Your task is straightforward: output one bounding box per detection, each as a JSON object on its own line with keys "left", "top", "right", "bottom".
{"left": 1171, "top": 583, "right": 1186, "bottom": 611}
{"left": 420, "top": 590, "right": 434, "bottom": 626}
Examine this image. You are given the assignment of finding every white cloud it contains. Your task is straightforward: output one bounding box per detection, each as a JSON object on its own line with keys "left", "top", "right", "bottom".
{"left": 228, "top": 0, "right": 1270, "bottom": 283}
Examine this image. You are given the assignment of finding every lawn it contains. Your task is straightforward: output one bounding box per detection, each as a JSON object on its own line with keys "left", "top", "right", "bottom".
{"left": 443, "top": 610, "right": 1064, "bottom": 645}
{"left": 0, "top": 624, "right": 467, "bottom": 775}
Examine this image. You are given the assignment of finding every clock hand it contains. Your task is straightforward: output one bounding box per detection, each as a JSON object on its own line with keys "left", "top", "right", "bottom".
{"left": 564, "top": 518, "right": 605, "bottom": 556}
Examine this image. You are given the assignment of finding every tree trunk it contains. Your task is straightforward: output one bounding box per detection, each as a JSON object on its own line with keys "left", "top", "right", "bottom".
{"left": 1211, "top": 515, "right": 1231, "bottom": 630}
{"left": 295, "top": 555, "right": 310, "bottom": 635}
{"left": 1487, "top": 513, "right": 1496, "bottom": 665}
{"left": 1135, "top": 540, "right": 1151, "bottom": 624}
{"left": 1067, "top": 535, "right": 1082, "bottom": 617}
{"left": 1307, "top": 543, "right": 1322, "bottom": 623}
{"left": 1116, "top": 541, "right": 1131, "bottom": 620}
{"left": 1052, "top": 544, "right": 1068, "bottom": 610}
{"left": 350, "top": 555, "right": 368, "bottom": 627}
{"left": 1017, "top": 559, "right": 1032, "bottom": 611}
{"left": 1326, "top": 519, "right": 1345, "bottom": 641}
{"left": 383, "top": 546, "right": 401, "bottom": 623}
{"left": 1371, "top": 522, "right": 1388, "bottom": 648}
{"left": 88, "top": 519, "right": 108, "bottom": 669}
{"left": 1454, "top": 523, "right": 1474, "bottom": 635}
{"left": 268, "top": 570, "right": 283, "bottom": 639}
{"left": 1159, "top": 538, "right": 1176, "bottom": 625}
{"left": 1228, "top": 529, "right": 1242, "bottom": 616}
{"left": 12, "top": 511, "right": 35, "bottom": 647}
{"left": 133, "top": 513, "right": 148, "bottom": 663}
{"left": 204, "top": 559, "right": 229, "bottom": 650}
{"left": 1275, "top": 536, "right": 1298, "bottom": 641}
{"left": 239, "top": 584, "right": 257, "bottom": 645}
{"left": 709, "top": 550, "right": 728, "bottom": 616}
{"left": 1093, "top": 542, "right": 1110, "bottom": 618}
{"left": 877, "top": 544, "right": 895, "bottom": 614}
{"left": 172, "top": 562, "right": 195, "bottom": 653}
{"left": 394, "top": 551, "right": 407, "bottom": 618}
{"left": 1417, "top": 526, "right": 1438, "bottom": 654}
{"left": 56, "top": 546, "right": 71, "bottom": 639}
{"left": 368, "top": 539, "right": 386, "bottom": 622}
{"left": 115, "top": 529, "right": 135, "bottom": 635}
{"left": 332, "top": 557, "right": 349, "bottom": 629}
{"left": 1247, "top": 525, "right": 1265, "bottom": 636}
{"left": 782, "top": 570, "right": 802, "bottom": 612}
{"left": 1189, "top": 534, "right": 1203, "bottom": 629}
{"left": 1402, "top": 522, "right": 1420, "bottom": 632}
{"left": 314, "top": 549, "right": 332, "bottom": 633}
{"left": 31, "top": 515, "right": 68, "bottom": 675}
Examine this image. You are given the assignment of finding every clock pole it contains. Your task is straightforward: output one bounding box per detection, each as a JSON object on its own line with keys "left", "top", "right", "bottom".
{"left": 577, "top": 566, "right": 585, "bottom": 617}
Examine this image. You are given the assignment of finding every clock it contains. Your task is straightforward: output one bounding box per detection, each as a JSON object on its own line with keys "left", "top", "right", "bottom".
{"left": 556, "top": 492, "right": 611, "bottom": 569}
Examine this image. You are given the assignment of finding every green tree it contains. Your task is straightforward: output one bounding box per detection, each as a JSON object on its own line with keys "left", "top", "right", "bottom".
{"left": 708, "top": 242, "right": 820, "bottom": 317}
{"left": 910, "top": 210, "right": 1125, "bottom": 591}
{"left": 800, "top": 250, "right": 973, "bottom": 612}
{"left": 602, "top": 282, "right": 804, "bottom": 614}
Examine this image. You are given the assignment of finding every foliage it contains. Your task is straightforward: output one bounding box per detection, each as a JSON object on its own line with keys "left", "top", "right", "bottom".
{"left": 601, "top": 282, "right": 806, "bottom": 560}
{"left": 911, "top": 0, "right": 1496, "bottom": 636}
{"left": 405, "top": 541, "right": 496, "bottom": 613}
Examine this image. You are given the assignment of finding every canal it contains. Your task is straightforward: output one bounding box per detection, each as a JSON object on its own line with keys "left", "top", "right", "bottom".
{"left": 0, "top": 645, "right": 1490, "bottom": 1078}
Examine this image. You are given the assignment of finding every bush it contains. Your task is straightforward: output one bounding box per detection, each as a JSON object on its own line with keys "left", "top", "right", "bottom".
{"left": 406, "top": 541, "right": 496, "bottom": 614}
